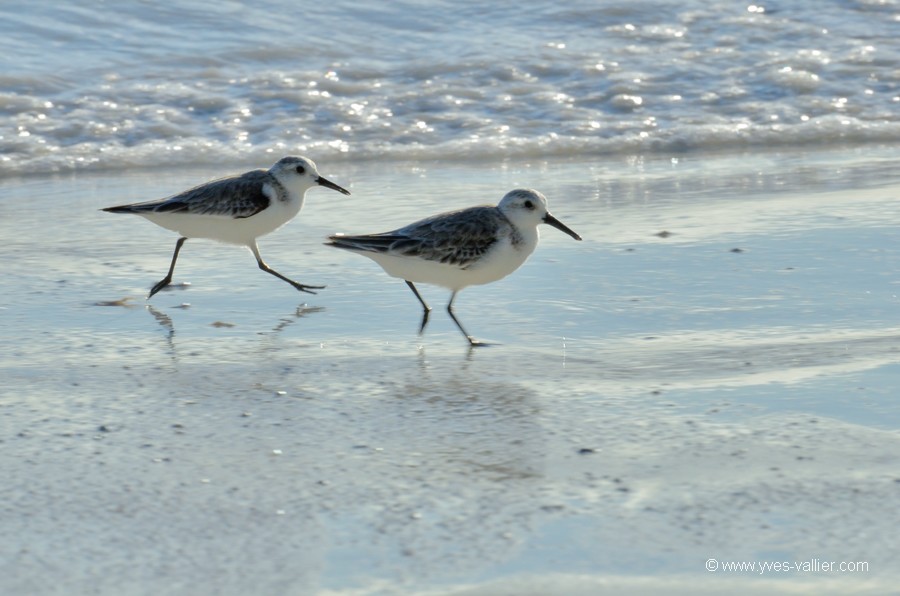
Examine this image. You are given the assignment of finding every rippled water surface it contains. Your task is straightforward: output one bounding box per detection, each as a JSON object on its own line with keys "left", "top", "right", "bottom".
{"left": 1, "top": 0, "right": 899, "bottom": 174}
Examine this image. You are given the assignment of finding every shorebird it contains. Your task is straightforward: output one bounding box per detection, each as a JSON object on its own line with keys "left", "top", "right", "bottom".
{"left": 326, "top": 188, "right": 581, "bottom": 346}
{"left": 103, "top": 156, "right": 350, "bottom": 298}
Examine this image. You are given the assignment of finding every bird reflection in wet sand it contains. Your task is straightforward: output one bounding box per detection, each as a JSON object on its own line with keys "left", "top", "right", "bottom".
{"left": 147, "top": 305, "right": 176, "bottom": 354}
{"left": 146, "top": 303, "right": 326, "bottom": 355}
{"left": 265, "top": 304, "right": 326, "bottom": 336}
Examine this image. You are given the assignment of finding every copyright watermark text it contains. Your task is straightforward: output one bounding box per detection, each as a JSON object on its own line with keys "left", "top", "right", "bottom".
{"left": 705, "top": 558, "right": 868, "bottom": 575}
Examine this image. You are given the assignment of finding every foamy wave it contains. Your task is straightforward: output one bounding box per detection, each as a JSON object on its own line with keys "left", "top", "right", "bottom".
{"left": 3, "top": 114, "right": 899, "bottom": 178}
{"left": 1, "top": 0, "right": 898, "bottom": 177}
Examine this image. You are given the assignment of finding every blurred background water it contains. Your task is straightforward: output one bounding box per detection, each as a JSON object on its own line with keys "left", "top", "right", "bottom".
{"left": 0, "top": 0, "right": 898, "bottom": 175}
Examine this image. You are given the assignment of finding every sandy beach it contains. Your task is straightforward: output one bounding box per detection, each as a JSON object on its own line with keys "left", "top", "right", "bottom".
{"left": 1, "top": 148, "right": 899, "bottom": 594}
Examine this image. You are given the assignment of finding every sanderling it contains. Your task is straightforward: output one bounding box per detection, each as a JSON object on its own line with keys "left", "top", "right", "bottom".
{"left": 326, "top": 188, "right": 582, "bottom": 346}
{"left": 103, "top": 156, "right": 350, "bottom": 299}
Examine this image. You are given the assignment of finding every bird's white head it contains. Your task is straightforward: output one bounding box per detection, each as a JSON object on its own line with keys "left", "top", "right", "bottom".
{"left": 269, "top": 156, "right": 351, "bottom": 197}
{"left": 497, "top": 189, "right": 582, "bottom": 241}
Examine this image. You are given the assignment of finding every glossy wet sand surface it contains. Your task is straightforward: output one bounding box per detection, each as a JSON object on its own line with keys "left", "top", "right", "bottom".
{"left": 2, "top": 149, "right": 899, "bottom": 594}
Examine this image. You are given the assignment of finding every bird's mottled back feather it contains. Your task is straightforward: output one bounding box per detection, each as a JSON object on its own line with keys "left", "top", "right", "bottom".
{"left": 330, "top": 205, "right": 508, "bottom": 268}
{"left": 103, "top": 170, "right": 272, "bottom": 219}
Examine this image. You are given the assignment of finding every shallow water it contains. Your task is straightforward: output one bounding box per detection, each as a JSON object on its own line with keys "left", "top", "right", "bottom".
{"left": 2, "top": 147, "right": 900, "bottom": 594}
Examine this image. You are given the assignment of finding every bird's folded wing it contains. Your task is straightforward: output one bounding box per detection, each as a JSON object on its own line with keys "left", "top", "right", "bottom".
{"left": 331, "top": 206, "right": 504, "bottom": 268}
{"left": 103, "top": 171, "right": 271, "bottom": 218}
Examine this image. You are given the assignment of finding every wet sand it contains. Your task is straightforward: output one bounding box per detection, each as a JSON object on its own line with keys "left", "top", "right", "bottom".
{"left": 2, "top": 147, "right": 899, "bottom": 595}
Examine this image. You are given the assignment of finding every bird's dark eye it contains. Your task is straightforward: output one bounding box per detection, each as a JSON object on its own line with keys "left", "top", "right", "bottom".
{"left": 524, "top": 200, "right": 534, "bottom": 210}
{"left": 295, "top": 165, "right": 306, "bottom": 175}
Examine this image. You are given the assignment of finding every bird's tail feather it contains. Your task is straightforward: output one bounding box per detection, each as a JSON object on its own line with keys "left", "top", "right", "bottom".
{"left": 101, "top": 204, "right": 138, "bottom": 213}
{"left": 326, "top": 234, "right": 404, "bottom": 253}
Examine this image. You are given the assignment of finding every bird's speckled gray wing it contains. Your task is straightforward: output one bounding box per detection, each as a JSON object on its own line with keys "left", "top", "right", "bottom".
{"left": 103, "top": 170, "right": 272, "bottom": 219}
{"left": 329, "top": 205, "right": 508, "bottom": 268}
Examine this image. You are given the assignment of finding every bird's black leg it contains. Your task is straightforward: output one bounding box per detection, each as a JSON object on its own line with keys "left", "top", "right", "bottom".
{"left": 148, "top": 237, "right": 187, "bottom": 299}
{"left": 405, "top": 281, "right": 431, "bottom": 334}
{"left": 446, "top": 291, "right": 485, "bottom": 347}
{"left": 250, "top": 242, "right": 324, "bottom": 295}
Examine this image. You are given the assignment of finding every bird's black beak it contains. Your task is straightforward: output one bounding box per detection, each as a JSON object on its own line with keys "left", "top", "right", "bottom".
{"left": 317, "top": 176, "right": 351, "bottom": 195}
{"left": 543, "top": 212, "right": 582, "bottom": 241}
